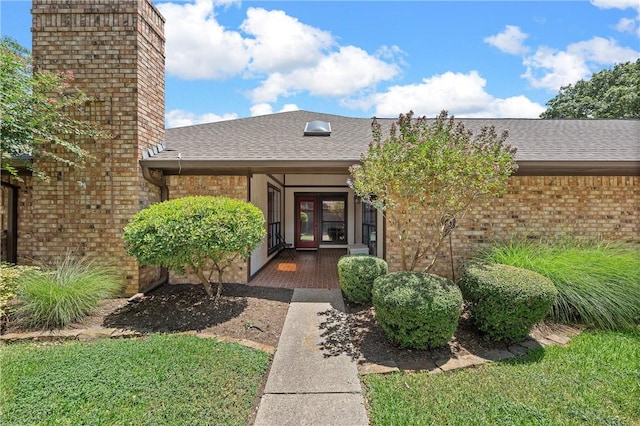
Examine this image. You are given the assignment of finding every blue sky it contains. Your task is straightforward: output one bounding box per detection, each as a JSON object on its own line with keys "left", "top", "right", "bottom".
{"left": 2, "top": 0, "right": 639, "bottom": 127}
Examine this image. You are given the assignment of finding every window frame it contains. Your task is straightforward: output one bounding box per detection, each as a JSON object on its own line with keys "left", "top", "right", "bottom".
{"left": 267, "top": 184, "right": 282, "bottom": 255}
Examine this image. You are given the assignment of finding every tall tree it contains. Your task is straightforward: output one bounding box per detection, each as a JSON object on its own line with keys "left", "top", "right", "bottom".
{"left": 0, "top": 37, "right": 110, "bottom": 180}
{"left": 349, "top": 111, "right": 517, "bottom": 272}
{"left": 540, "top": 59, "right": 640, "bottom": 119}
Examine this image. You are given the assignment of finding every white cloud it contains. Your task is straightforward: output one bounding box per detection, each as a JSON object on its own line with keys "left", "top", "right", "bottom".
{"left": 165, "top": 109, "right": 238, "bottom": 128}
{"left": 484, "top": 25, "right": 529, "bottom": 55}
{"left": 279, "top": 103, "right": 300, "bottom": 113}
{"left": 591, "top": 0, "right": 640, "bottom": 36}
{"left": 591, "top": 0, "right": 640, "bottom": 11}
{"left": 568, "top": 36, "right": 639, "bottom": 63}
{"left": 159, "top": 1, "right": 402, "bottom": 106}
{"left": 250, "top": 103, "right": 300, "bottom": 117}
{"left": 522, "top": 47, "right": 591, "bottom": 90}
{"left": 251, "top": 45, "right": 400, "bottom": 103}
{"left": 522, "top": 37, "right": 638, "bottom": 90}
{"left": 250, "top": 103, "right": 273, "bottom": 116}
{"left": 490, "top": 96, "right": 546, "bottom": 118}
{"left": 241, "top": 8, "right": 334, "bottom": 73}
{"left": 485, "top": 7, "right": 639, "bottom": 91}
{"left": 616, "top": 17, "right": 636, "bottom": 32}
{"left": 156, "top": 0, "right": 250, "bottom": 79}
{"left": 250, "top": 74, "right": 290, "bottom": 104}
{"left": 366, "top": 71, "right": 544, "bottom": 118}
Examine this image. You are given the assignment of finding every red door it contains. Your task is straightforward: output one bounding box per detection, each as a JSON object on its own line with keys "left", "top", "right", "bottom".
{"left": 295, "top": 195, "right": 318, "bottom": 249}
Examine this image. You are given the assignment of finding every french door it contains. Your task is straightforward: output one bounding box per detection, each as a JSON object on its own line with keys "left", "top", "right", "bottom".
{"left": 295, "top": 195, "right": 318, "bottom": 249}
{"left": 294, "top": 193, "right": 348, "bottom": 249}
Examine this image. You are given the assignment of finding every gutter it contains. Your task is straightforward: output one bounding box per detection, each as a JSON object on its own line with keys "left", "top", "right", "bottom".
{"left": 140, "top": 164, "right": 169, "bottom": 292}
{"left": 139, "top": 158, "right": 357, "bottom": 175}
{"left": 515, "top": 161, "right": 640, "bottom": 176}
{"left": 140, "top": 158, "right": 640, "bottom": 177}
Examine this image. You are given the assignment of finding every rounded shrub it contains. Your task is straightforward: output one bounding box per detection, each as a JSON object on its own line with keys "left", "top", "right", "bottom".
{"left": 458, "top": 262, "right": 558, "bottom": 342}
{"left": 372, "top": 272, "right": 462, "bottom": 349}
{"left": 338, "top": 255, "right": 388, "bottom": 303}
{"left": 123, "top": 196, "right": 265, "bottom": 298}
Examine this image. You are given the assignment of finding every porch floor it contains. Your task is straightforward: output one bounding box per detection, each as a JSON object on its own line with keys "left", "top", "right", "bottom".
{"left": 248, "top": 249, "right": 346, "bottom": 290}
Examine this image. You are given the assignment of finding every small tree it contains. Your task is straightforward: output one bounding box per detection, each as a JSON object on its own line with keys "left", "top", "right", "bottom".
{"left": 123, "top": 196, "right": 266, "bottom": 299}
{"left": 349, "top": 111, "right": 517, "bottom": 272}
{"left": 0, "top": 37, "right": 110, "bottom": 179}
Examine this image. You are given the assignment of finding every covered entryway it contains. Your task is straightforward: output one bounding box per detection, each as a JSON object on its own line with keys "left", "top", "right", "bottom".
{"left": 249, "top": 249, "right": 345, "bottom": 289}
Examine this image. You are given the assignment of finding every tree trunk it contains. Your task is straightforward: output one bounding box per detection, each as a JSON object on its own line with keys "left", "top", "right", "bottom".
{"left": 195, "top": 269, "right": 214, "bottom": 298}
{"left": 216, "top": 269, "right": 224, "bottom": 299}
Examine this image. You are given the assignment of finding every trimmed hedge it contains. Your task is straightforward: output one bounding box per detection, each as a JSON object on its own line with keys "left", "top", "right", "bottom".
{"left": 338, "top": 255, "right": 388, "bottom": 303}
{"left": 124, "top": 196, "right": 265, "bottom": 298}
{"left": 458, "top": 262, "right": 558, "bottom": 342}
{"left": 372, "top": 272, "right": 462, "bottom": 349}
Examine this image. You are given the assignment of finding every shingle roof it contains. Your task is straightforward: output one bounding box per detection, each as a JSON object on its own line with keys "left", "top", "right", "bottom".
{"left": 143, "top": 110, "right": 639, "bottom": 175}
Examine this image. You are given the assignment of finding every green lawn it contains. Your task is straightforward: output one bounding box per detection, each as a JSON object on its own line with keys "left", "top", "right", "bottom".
{"left": 364, "top": 329, "right": 640, "bottom": 425}
{"left": 0, "top": 334, "right": 270, "bottom": 426}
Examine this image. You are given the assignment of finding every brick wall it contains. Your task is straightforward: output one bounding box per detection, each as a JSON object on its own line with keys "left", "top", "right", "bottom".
{"left": 166, "top": 175, "right": 250, "bottom": 285}
{"left": 18, "top": 0, "right": 166, "bottom": 294}
{"left": 385, "top": 175, "right": 639, "bottom": 279}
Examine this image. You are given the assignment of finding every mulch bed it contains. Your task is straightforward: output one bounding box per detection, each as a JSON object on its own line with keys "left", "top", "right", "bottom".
{"left": 103, "top": 283, "right": 293, "bottom": 348}
{"left": 4, "top": 283, "right": 579, "bottom": 371}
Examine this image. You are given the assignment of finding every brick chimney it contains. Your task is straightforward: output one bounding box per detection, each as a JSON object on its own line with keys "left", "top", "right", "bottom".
{"left": 28, "top": 0, "right": 166, "bottom": 294}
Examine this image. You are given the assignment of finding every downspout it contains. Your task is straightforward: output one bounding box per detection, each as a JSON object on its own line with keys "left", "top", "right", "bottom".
{"left": 141, "top": 165, "right": 169, "bottom": 292}
{"left": 142, "top": 164, "right": 168, "bottom": 201}
{"left": 246, "top": 172, "right": 252, "bottom": 283}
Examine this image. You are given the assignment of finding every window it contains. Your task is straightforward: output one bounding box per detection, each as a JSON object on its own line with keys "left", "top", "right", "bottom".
{"left": 267, "top": 184, "right": 281, "bottom": 254}
{"left": 362, "top": 202, "right": 377, "bottom": 255}
{"left": 321, "top": 195, "right": 346, "bottom": 243}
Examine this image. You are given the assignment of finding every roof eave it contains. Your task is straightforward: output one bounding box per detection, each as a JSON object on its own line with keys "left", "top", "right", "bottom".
{"left": 139, "top": 159, "right": 358, "bottom": 175}
{"left": 515, "top": 161, "right": 640, "bottom": 176}
{"left": 140, "top": 158, "right": 640, "bottom": 177}
{"left": 1, "top": 158, "right": 33, "bottom": 177}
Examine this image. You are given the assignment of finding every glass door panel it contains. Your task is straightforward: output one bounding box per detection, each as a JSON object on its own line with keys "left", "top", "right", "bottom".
{"left": 322, "top": 199, "right": 345, "bottom": 243}
{"left": 296, "top": 196, "right": 318, "bottom": 249}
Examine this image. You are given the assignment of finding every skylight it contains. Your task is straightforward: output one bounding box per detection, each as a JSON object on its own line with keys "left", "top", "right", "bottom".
{"left": 304, "top": 120, "right": 331, "bottom": 136}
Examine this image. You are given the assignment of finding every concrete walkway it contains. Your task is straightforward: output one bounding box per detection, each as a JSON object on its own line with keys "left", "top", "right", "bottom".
{"left": 254, "top": 288, "right": 368, "bottom": 426}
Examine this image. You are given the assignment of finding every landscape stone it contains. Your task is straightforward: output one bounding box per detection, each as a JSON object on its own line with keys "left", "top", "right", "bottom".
{"left": 359, "top": 361, "right": 400, "bottom": 375}
{"left": 436, "top": 356, "right": 478, "bottom": 371}
{"left": 395, "top": 358, "right": 438, "bottom": 372}
{"left": 77, "top": 329, "right": 115, "bottom": 342}
{"left": 479, "top": 349, "right": 516, "bottom": 362}
{"left": 545, "top": 333, "right": 571, "bottom": 345}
